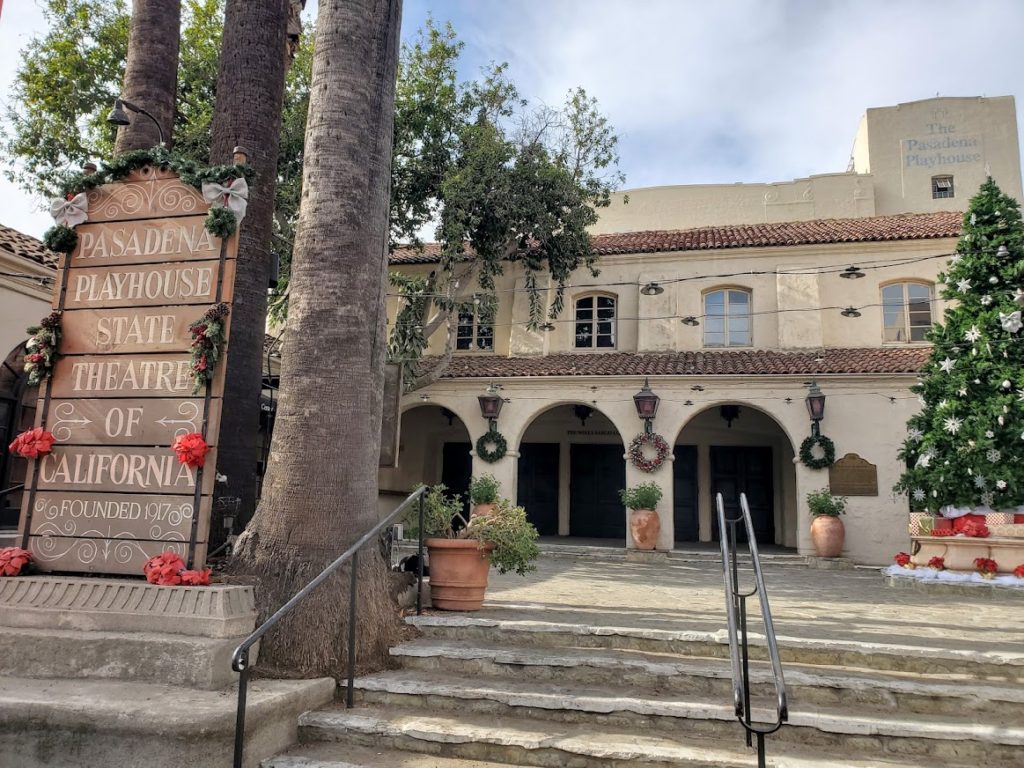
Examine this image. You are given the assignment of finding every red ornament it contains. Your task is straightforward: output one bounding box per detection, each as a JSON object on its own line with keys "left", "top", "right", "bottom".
{"left": 9, "top": 428, "right": 56, "bottom": 459}
{"left": 927, "top": 556, "right": 945, "bottom": 570}
{"left": 1014, "top": 564, "right": 1024, "bottom": 579}
{"left": 143, "top": 551, "right": 187, "bottom": 586}
{"left": 0, "top": 546, "right": 32, "bottom": 577}
{"left": 894, "top": 552, "right": 912, "bottom": 567}
{"left": 181, "top": 568, "right": 211, "bottom": 586}
{"left": 172, "top": 432, "right": 209, "bottom": 468}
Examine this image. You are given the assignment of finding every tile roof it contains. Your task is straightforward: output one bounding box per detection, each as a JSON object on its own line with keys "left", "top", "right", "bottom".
{"left": 390, "top": 211, "right": 962, "bottom": 264}
{"left": 435, "top": 347, "right": 930, "bottom": 379}
{"left": 0, "top": 223, "right": 57, "bottom": 268}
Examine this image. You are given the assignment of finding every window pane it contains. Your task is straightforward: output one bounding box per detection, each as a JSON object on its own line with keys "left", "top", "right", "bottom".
{"left": 728, "top": 290, "right": 749, "bottom": 307}
{"left": 596, "top": 296, "right": 614, "bottom": 309}
{"left": 596, "top": 333, "right": 614, "bottom": 348}
{"left": 730, "top": 316, "right": 750, "bottom": 333}
{"left": 575, "top": 322, "right": 593, "bottom": 347}
{"left": 909, "top": 325, "right": 929, "bottom": 342}
{"left": 476, "top": 323, "right": 494, "bottom": 350}
{"left": 729, "top": 329, "right": 751, "bottom": 346}
{"left": 576, "top": 305, "right": 593, "bottom": 321}
{"left": 882, "top": 284, "right": 903, "bottom": 304}
{"left": 907, "top": 283, "right": 930, "bottom": 301}
{"left": 704, "top": 331, "right": 726, "bottom": 347}
{"left": 576, "top": 296, "right": 594, "bottom": 310}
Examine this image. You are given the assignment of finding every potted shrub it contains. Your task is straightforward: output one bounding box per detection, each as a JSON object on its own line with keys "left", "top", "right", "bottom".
{"left": 807, "top": 488, "right": 846, "bottom": 557}
{"left": 619, "top": 482, "right": 663, "bottom": 550}
{"left": 410, "top": 485, "right": 539, "bottom": 611}
{"left": 468, "top": 474, "right": 500, "bottom": 517}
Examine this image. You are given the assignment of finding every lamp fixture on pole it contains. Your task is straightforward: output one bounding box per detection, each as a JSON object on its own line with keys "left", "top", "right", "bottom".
{"left": 633, "top": 378, "right": 660, "bottom": 434}
{"left": 805, "top": 381, "right": 826, "bottom": 437}
{"left": 106, "top": 97, "right": 165, "bottom": 145}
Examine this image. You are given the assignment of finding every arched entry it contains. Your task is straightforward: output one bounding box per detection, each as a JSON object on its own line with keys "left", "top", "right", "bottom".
{"left": 381, "top": 404, "right": 473, "bottom": 514}
{"left": 0, "top": 344, "right": 39, "bottom": 531}
{"left": 674, "top": 403, "right": 797, "bottom": 547}
{"left": 517, "top": 403, "right": 625, "bottom": 540}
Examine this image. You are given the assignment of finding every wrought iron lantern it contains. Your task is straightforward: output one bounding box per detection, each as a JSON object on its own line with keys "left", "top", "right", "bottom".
{"left": 805, "top": 381, "right": 826, "bottom": 436}
{"left": 106, "top": 97, "right": 165, "bottom": 145}
{"left": 478, "top": 384, "right": 503, "bottom": 424}
{"left": 633, "top": 378, "right": 660, "bottom": 433}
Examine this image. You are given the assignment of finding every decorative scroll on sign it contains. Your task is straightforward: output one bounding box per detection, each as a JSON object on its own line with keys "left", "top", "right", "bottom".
{"left": 18, "top": 166, "right": 238, "bottom": 575}
{"left": 828, "top": 453, "right": 879, "bottom": 497}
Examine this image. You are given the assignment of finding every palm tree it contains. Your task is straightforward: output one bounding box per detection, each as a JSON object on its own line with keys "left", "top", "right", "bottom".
{"left": 208, "top": 0, "right": 293, "bottom": 542}
{"left": 232, "top": 0, "right": 404, "bottom": 675}
{"left": 114, "top": 0, "right": 180, "bottom": 152}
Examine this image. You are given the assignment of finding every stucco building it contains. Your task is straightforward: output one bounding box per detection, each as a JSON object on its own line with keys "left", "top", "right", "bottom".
{"left": 380, "top": 96, "right": 1023, "bottom": 564}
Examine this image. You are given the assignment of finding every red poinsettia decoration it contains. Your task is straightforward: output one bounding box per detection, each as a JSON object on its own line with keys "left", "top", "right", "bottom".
{"left": 8, "top": 427, "right": 55, "bottom": 459}
{"left": 143, "top": 551, "right": 186, "bottom": 586}
{"left": 974, "top": 557, "right": 998, "bottom": 578}
{"left": 1014, "top": 564, "right": 1024, "bottom": 579}
{"left": 172, "top": 432, "right": 209, "bottom": 468}
{"left": 927, "top": 556, "right": 946, "bottom": 570}
{"left": 0, "top": 546, "right": 33, "bottom": 577}
{"left": 894, "top": 552, "right": 912, "bottom": 567}
{"left": 180, "top": 568, "right": 211, "bottom": 586}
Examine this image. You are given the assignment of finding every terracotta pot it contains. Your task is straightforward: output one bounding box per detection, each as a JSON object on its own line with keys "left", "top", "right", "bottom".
{"left": 629, "top": 509, "right": 660, "bottom": 550}
{"left": 426, "top": 538, "right": 494, "bottom": 611}
{"left": 471, "top": 503, "right": 496, "bottom": 518}
{"left": 809, "top": 515, "right": 844, "bottom": 557}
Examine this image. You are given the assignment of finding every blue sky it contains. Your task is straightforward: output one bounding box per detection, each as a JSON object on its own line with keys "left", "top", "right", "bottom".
{"left": 3, "top": 0, "right": 1024, "bottom": 238}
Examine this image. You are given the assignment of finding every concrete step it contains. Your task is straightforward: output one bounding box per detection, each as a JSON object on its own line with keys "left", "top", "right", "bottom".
{"left": 0, "top": 624, "right": 245, "bottom": 689}
{"left": 298, "top": 706, "right": 945, "bottom": 768}
{"left": 408, "top": 615, "right": 1024, "bottom": 681}
{"left": 390, "top": 639, "right": 1024, "bottom": 719}
{"left": 0, "top": 674, "right": 334, "bottom": 768}
{"left": 264, "top": 742, "right": 530, "bottom": 767}
{"left": 345, "top": 670, "right": 1024, "bottom": 764}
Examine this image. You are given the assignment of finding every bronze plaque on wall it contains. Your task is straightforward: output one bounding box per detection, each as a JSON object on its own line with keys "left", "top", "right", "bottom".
{"left": 829, "top": 453, "right": 879, "bottom": 496}
{"left": 18, "top": 166, "right": 239, "bottom": 575}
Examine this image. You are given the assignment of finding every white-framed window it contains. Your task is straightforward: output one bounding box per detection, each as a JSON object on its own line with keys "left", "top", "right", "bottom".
{"left": 703, "top": 288, "right": 751, "bottom": 347}
{"left": 456, "top": 305, "right": 494, "bottom": 351}
{"left": 882, "top": 282, "right": 932, "bottom": 343}
{"left": 932, "top": 175, "right": 954, "bottom": 199}
{"left": 574, "top": 294, "right": 616, "bottom": 349}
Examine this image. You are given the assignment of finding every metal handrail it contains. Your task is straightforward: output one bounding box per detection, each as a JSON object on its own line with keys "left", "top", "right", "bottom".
{"left": 716, "top": 492, "right": 787, "bottom": 768}
{"left": 231, "top": 486, "right": 427, "bottom": 768}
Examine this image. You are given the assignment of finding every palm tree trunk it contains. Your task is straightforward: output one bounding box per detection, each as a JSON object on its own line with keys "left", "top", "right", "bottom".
{"left": 232, "top": 0, "right": 403, "bottom": 676}
{"left": 208, "top": 0, "right": 291, "bottom": 544}
{"left": 114, "top": 0, "right": 180, "bottom": 153}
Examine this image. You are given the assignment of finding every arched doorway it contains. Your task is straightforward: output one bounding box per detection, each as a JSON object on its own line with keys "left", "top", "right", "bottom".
{"left": 674, "top": 403, "right": 797, "bottom": 547}
{"left": 380, "top": 404, "right": 473, "bottom": 515}
{"left": 0, "top": 344, "right": 39, "bottom": 532}
{"left": 517, "top": 403, "right": 625, "bottom": 541}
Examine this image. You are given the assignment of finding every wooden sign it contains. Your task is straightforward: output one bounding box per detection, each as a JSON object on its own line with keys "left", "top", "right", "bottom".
{"left": 829, "top": 453, "right": 879, "bottom": 496}
{"left": 18, "top": 166, "right": 238, "bottom": 575}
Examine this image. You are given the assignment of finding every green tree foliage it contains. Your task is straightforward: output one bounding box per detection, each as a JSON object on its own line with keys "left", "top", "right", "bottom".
{"left": 896, "top": 179, "right": 1024, "bottom": 511}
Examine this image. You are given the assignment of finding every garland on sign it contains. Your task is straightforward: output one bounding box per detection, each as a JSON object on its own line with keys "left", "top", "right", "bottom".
{"left": 189, "top": 303, "right": 230, "bottom": 394}
{"left": 799, "top": 434, "right": 835, "bottom": 469}
{"left": 42, "top": 146, "right": 253, "bottom": 252}
{"left": 629, "top": 432, "right": 670, "bottom": 473}
{"left": 24, "top": 311, "right": 62, "bottom": 386}
{"left": 476, "top": 429, "right": 508, "bottom": 463}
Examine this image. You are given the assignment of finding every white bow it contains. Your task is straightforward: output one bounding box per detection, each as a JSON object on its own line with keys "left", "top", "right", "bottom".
{"left": 202, "top": 177, "right": 249, "bottom": 223}
{"left": 49, "top": 193, "right": 88, "bottom": 227}
{"left": 1000, "top": 310, "right": 1022, "bottom": 334}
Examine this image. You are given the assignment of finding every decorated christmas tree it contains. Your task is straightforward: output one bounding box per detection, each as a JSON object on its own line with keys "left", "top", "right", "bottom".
{"left": 897, "top": 179, "right": 1024, "bottom": 513}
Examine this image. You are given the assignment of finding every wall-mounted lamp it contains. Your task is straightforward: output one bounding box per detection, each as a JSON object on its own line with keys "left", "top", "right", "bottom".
{"left": 720, "top": 404, "right": 741, "bottom": 428}
{"left": 478, "top": 384, "right": 504, "bottom": 429}
{"left": 805, "top": 381, "right": 826, "bottom": 436}
{"left": 632, "top": 378, "right": 660, "bottom": 434}
{"left": 106, "top": 97, "right": 165, "bottom": 145}
{"left": 640, "top": 282, "right": 665, "bottom": 296}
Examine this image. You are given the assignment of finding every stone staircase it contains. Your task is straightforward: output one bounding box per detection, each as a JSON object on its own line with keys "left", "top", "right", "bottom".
{"left": 266, "top": 613, "right": 1024, "bottom": 767}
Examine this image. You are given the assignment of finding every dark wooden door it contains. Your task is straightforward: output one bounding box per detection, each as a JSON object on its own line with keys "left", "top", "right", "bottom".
{"left": 442, "top": 442, "right": 473, "bottom": 520}
{"left": 673, "top": 444, "right": 699, "bottom": 542}
{"left": 517, "top": 443, "right": 560, "bottom": 536}
{"left": 710, "top": 446, "right": 773, "bottom": 543}
{"left": 570, "top": 444, "right": 626, "bottom": 539}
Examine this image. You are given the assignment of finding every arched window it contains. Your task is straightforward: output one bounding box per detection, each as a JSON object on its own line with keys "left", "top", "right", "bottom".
{"left": 574, "top": 294, "right": 616, "bottom": 349}
{"left": 703, "top": 288, "right": 751, "bottom": 347}
{"left": 882, "top": 282, "right": 932, "bottom": 343}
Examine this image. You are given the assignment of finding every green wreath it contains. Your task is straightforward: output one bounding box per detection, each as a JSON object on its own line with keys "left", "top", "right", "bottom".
{"left": 799, "top": 434, "right": 835, "bottom": 469}
{"left": 476, "top": 430, "right": 508, "bottom": 463}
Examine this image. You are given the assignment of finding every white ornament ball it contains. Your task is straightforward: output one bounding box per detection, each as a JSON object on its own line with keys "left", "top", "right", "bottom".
{"left": 989, "top": 276, "right": 999, "bottom": 285}
{"left": 999, "top": 415, "right": 1005, "bottom": 426}
{"left": 1003, "top": 380, "right": 1012, "bottom": 389}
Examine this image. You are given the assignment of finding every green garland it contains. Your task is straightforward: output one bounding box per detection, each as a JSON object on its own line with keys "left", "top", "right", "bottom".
{"left": 800, "top": 434, "right": 836, "bottom": 470}
{"left": 204, "top": 206, "right": 238, "bottom": 238}
{"left": 476, "top": 430, "right": 508, "bottom": 463}
{"left": 24, "top": 311, "right": 62, "bottom": 387}
{"left": 42, "top": 225, "right": 77, "bottom": 255}
{"left": 189, "top": 303, "right": 230, "bottom": 394}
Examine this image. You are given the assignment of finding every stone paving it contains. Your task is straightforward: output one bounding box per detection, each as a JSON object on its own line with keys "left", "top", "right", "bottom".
{"left": 478, "top": 554, "right": 1023, "bottom": 654}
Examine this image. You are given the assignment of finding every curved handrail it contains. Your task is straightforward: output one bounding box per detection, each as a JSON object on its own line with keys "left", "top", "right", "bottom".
{"left": 715, "top": 491, "right": 788, "bottom": 765}
{"left": 231, "top": 486, "right": 427, "bottom": 768}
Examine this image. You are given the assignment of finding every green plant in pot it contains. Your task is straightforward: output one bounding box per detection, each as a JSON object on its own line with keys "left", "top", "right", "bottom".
{"left": 807, "top": 488, "right": 846, "bottom": 557}
{"left": 468, "top": 474, "right": 500, "bottom": 517}
{"left": 408, "top": 484, "right": 540, "bottom": 611}
{"left": 619, "top": 481, "right": 663, "bottom": 551}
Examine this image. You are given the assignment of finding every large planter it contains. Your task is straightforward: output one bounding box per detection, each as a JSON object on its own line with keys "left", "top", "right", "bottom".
{"left": 426, "top": 538, "right": 494, "bottom": 611}
{"left": 629, "top": 509, "right": 660, "bottom": 550}
{"left": 809, "top": 515, "right": 845, "bottom": 557}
